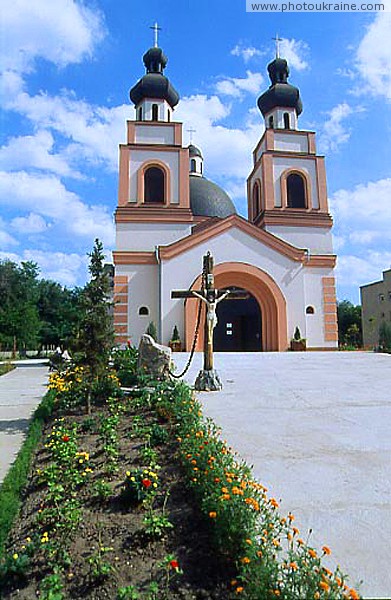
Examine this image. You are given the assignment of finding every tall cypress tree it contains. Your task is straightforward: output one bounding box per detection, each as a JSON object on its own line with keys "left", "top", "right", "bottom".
{"left": 78, "top": 239, "right": 114, "bottom": 413}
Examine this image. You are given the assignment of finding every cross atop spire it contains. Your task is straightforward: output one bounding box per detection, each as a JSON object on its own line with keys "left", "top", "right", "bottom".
{"left": 272, "top": 33, "right": 283, "bottom": 59}
{"left": 150, "top": 22, "right": 161, "bottom": 48}
{"left": 187, "top": 127, "right": 196, "bottom": 144}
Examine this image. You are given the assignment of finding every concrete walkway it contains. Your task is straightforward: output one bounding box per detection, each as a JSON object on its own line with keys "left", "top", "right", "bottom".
{"left": 173, "top": 351, "right": 391, "bottom": 599}
{"left": 0, "top": 365, "right": 48, "bottom": 484}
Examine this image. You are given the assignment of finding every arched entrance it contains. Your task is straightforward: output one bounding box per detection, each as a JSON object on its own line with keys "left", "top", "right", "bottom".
{"left": 214, "top": 288, "right": 262, "bottom": 351}
{"left": 184, "top": 262, "right": 288, "bottom": 352}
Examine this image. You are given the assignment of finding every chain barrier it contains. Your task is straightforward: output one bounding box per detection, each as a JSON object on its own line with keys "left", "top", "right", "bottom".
{"left": 168, "top": 265, "right": 206, "bottom": 379}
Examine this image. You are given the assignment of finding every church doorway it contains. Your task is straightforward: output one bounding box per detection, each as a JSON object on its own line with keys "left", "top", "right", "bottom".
{"left": 214, "top": 288, "right": 262, "bottom": 351}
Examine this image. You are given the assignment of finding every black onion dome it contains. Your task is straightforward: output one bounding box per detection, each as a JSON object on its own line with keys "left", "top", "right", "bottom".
{"left": 188, "top": 144, "right": 203, "bottom": 159}
{"left": 257, "top": 57, "right": 302, "bottom": 116}
{"left": 129, "top": 46, "right": 180, "bottom": 108}
{"left": 190, "top": 175, "right": 237, "bottom": 218}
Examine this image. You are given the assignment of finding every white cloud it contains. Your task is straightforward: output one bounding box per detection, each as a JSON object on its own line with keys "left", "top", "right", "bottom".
{"left": 0, "top": 130, "right": 82, "bottom": 178}
{"left": 319, "top": 102, "right": 365, "bottom": 153}
{"left": 336, "top": 252, "right": 391, "bottom": 290}
{"left": 0, "top": 217, "right": 19, "bottom": 248}
{"left": 0, "top": 171, "right": 115, "bottom": 245}
{"left": 215, "top": 71, "right": 264, "bottom": 98}
{"left": 11, "top": 213, "right": 49, "bottom": 234}
{"left": 280, "top": 38, "right": 309, "bottom": 72}
{"left": 231, "top": 44, "right": 265, "bottom": 63}
{"left": 0, "top": 248, "right": 88, "bottom": 287}
{"left": 355, "top": 12, "right": 391, "bottom": 101}
{"left": 1, "top": 0, "right": 105, "bottom": 75}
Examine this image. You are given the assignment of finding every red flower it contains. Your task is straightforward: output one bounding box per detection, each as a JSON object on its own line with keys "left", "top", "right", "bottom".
{"left": 142, "top": 478, "right": 152, "bottom": 488}
{"left": 170, "top": 559, "right": 179, "bottom": 570}
{"left": 62, "top": 435, "right": 70, "bottom": 442}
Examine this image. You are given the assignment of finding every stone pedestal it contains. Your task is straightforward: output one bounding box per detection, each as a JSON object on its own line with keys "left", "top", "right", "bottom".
{"left": 137, "top": 334, "right": 172, "bottom": 380}
{"left": 194, "top": 369, "right": 223, "bottom": 391}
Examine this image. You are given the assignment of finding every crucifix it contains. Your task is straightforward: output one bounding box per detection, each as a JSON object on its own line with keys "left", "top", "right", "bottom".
{"left": 150, "top": 22, "right": 161, "bottom": 48}
{"left": 187, "top": 127, "right": 196, "bottom": 144}
{"left": 171, "top": 251, "right": 248, "bottom": 391}
{"left": 272, "top": 33, "right": 283, "bottom": 58}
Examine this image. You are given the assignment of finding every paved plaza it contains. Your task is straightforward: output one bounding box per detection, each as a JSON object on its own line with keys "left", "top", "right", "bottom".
{"left": 0, "top": 364, "right": 48, "bottom": 484}
{"left": 173, "top": 351, "right": 391, "bottom": 599}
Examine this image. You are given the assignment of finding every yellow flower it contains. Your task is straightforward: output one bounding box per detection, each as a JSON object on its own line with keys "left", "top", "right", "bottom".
{"left": 13, "top": 553, "right": 18, "bottom": 560}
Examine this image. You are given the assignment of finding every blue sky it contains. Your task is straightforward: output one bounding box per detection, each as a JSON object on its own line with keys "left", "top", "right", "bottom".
{"left": 0, "top": 0, "right": 390, "bottom": 303}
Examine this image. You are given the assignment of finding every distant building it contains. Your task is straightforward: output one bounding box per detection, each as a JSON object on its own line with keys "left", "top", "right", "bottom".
{"left": 360, "top": 269, "right": 391, "bottom": 348}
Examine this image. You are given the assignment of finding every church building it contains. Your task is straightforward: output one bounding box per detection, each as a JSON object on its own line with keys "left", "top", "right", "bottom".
{"left": 112, "top": 36, "right": 338, "bottom": 352}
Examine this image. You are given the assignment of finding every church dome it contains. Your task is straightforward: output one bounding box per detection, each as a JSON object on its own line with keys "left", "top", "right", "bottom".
{"left": 190, "top": 175, "right": 237, "bottom": 218}
{"left": 257, "top": 57, "right": 302, "bottom": 116}
{"left": 189, "top": 144, "right": 203, "bottom": 159}
{"left": 129, "top": 46, "right": 180, "bottom": 108}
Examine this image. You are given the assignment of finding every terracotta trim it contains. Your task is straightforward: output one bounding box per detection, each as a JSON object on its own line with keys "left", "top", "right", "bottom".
{"left": 137, "top": 159, "right": 171, "bottom": 205}
{"left": 113, "top": 251, "right": 157, "bottom": 265}
{"left": 308, "top": 132, "right": 316, "bottom": 154}
{"left": 307, "top": 255, "right": 337, "bottom": 268}
{"left": 325, "top": 313, "right": 338, "bottom": 323}
{"left": 260, "top": 212, "right": 333, "bottom": 228}
{"left": 184, "top": 262, "right": 288, "bottom": 352}
{"left": 173, "top": 123, "right": 182, "bottom": 145}
{"left": 115, "top": 207, "right": 194, "bottom": 223}
{"left": 325, "top": 332, "right": 338, "bottom": 342}
{"left": 114, "top": 314, "right": 128, "bottom": 325}
{"left": 128, "top": 143, "right": 185, "bottom": 154}
{"left": 127, "top": 122, "right": 136, "bottom": 144}
{"left": 280, "top": 167, "right": 312, "bottom": 210}
{"left": 118, "top": 146, "right": 130, "bottom": 207}
{"left": 115, "top": 335, "right": 129, "bottom": 344}
{"left": 315, "top": 157, "right": 329, "bottom": 212}
{"left": 263, "top": 154, "right": 275, "bottom": 210}
{"left": 263, "top": 151, "right": 319, "bottom": 161}
{"left": 114, "top": 304, "right": 128, "bottom": 314}
{"left": 114, "top": 283, "right": 128, "bottom": 293}
{"left": 115, "top": 325, "right": 128, "bottom": 334}
{"left": 130, "top": 118, "right": 181, "bottom": 129}
{"left": 253, "top": 133, "right": 266, "bottom": 162}
{"left": 322, "top": 276, "right": 338, "bottom": 345}
{"left": 159, "top": 214, "right": 306, "bottom": 262}
{"left": 323, "top": 293, "right": 337, "bottom": 303}
{"left": 247, "top": 178, "right": 253, "bottom": 222}
{"left": 179, "top": 148, "right": 190, "bottom": 208}
{"left": 322, "top": 276, "right": 335, "bottom": 286}
{"left": 114, "top": 275, "right": 128, "bottom": 283}
{"left": 265, "top": 128, "right": 274, "bottom": 151}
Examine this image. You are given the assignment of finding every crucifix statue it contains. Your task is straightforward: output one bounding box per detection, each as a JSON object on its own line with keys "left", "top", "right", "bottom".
{"left": 171, "top": 251, "right": 247, "bottom": 391}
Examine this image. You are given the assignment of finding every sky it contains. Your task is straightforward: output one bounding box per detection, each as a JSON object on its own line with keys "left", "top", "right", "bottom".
{"left": 0, "top": 0, "right": 390, "bottom": 303}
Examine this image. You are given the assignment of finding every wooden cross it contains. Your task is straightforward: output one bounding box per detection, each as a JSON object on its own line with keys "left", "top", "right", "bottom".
{"left": 272, "top": 33, "right": 283, "bottom": 58}
{"left": 150, "top": 22, "right": 161, "bottom": 47}
{"left": 171, "top": 252, "right": 248, "bottom": 373}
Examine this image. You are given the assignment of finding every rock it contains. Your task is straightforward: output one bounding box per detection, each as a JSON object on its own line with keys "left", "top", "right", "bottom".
{"left": 137, "top": 334, "right": 172, "bottom": 380}
{"left": 194, "top": 369, "right": 222, "bottom": 391}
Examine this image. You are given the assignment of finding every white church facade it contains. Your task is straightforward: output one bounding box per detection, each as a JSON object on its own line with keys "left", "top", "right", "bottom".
{"left": 113, "top": 40, "right": 338, "bottom": 352}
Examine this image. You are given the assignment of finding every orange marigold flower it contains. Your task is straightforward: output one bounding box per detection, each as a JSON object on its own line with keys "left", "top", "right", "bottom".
{"left": 236, "top": 587, "right": 244, "bottom": 594}
{"left": 289, "top": 562, "right": 298, "bottom": 571}
{"left": 209, "top": 511, "right": 217, "bottom": 519}
{"left": 230, "top": 580, "right": 237, "bottom": 587}
{"left": 191, "top": 459, "right": 197, "bottom": 465}
{"left": 287, "top": 533, "right": 293, "bottom": 541}
{"left": 349, "top": 589, "right": 360, "bottom": 600}
{"left": 241, "top": 556, "right": 251, "bottom": 564}
{"left": 308, "top": 549, "right": 317, "bottom": 559}
{"left": 222, "top": 494, "right": 230, "bottom": 501}
{"left": 272, "top": 539, "right": 280, "bottom": 547}
{"left": 221, "top": 487, "right": 229, "bottom": 493}
{"left": 322, "top": 545, "right": 331, "bottom": 556}
{"left": 270, "top": 498, "right": 279, "bottom": 508}
{"left": 292, "top": 527, "right": 300, "bottom": 536}
{"left": 274, "top": 591, "right": 281, "bottom": 597}
{"left": 256, "top": 550, "right": 262, "bottom": 558}
{"left": 319, "top": 582, "right": 330, "bottom": 592}
{"left": 245, "top": 539, "right": 252, "bottom": 545}
{"left": 288, "top": 513, "right": 295, "bottom": 521}
{"left": 214, "top": 477, "right": 220, "bottom": 483}
{"left": 314, "top": 593, "right": 320, "bottom": 600}
{"left": 336, "top": 577, "right": 343, "bottom": 587}
{"left": 297, "top": 538, "right": 304, "bottom": 546}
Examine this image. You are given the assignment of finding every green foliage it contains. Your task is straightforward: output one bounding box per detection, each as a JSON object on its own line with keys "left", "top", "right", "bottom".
{"left": 88, "top": 544, "right": 114, "bottom": 581}
{"left": 293, "top": 326, "right": 302, "bottom": 341}
{"left": 0, "top": 363, "right": 15, "bottom": 377}
{"left": 37, "top": 280, "right": 82, "bottom": 349}
{"left": 39, "top": 572, "right": 64, "bottom": 600}
{"left": 378, "top": 321, "right": 391, "bottom": 351}
{"left": 0, "top": 390, "right": 56, "bottom": 558}
{"left": 117, "top": 585, "right": 140, "bottom": 600}
{"left": 146, "top": 321, "right": 157, "bottom": 341}
{"left": 143, "top": 510, "right": 173, "bottom": 539}
{"left": 111, "top": 346, "right": 139, "bottom": 386}
{"left": 337, "top": 300, "right": 362, "bottom": 347}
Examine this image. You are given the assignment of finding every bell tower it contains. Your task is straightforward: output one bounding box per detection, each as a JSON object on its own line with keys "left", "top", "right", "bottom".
{"left": 247, "top": 52, "right": 334, "bottom": 256}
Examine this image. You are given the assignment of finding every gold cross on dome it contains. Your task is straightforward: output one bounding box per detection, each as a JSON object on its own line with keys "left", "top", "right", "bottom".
{"left": 272, "top": 33, "right": 283, "bottom": 58}
{"left": 150, "top": 22, "right": 161, "bottom": 47}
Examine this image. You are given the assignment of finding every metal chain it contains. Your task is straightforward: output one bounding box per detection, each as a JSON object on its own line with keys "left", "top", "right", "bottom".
{"left": 169, "top": 265, "right": 206, "bottom": 379}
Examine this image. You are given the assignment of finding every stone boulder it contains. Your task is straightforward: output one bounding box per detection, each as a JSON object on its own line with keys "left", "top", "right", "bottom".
{"left": 137, "top": 334, "right": 172, "bottom": 380}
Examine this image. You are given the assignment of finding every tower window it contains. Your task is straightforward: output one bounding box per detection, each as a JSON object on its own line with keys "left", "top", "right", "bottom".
{"left": 268, "top": 115, "right": 274, "bottom": 129}
{"left": 306, "top": 306, "right": 315, "bottom": 314}
{"left": 144, "top": 166, "right": 165, "bottom": 203}
{"left": 253, "top": 182, "right": 261, "bottom": 215}
{"left": 152, "top": 104, "right": 159, "bottom": 121}
{"left": 286, "top": 173, "right": 307, "bottom": 209}
{"left": 284, "top": 112, "right": 290, "bottom": 129}
{"left": 137, "top": 106, "right": 143, "bottom": 121}
{"left": 190, "top": 159, "right": 196, "bottom": 173}
{"left": 139, "top": 306, "right": 150, "bottom": 316}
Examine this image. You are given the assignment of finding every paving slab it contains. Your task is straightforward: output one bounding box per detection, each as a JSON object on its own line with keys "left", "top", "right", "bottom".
{"left": 172, "top": 351, "right": 391, "bottom": 599}
{"left": 0, "top": 365, "right": 48, "bottom": 484}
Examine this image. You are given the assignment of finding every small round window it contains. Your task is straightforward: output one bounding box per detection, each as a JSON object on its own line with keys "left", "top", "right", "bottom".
{"left": 139, "top": 306, "right": 149, "bottom": 316}
{"left": 306, "top": 306, "right": 315, "bottom": 315}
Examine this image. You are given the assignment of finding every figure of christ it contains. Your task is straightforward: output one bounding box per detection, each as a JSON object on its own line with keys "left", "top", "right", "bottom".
{"left": 192, "top": 291, "right": 230, "bottom": 347}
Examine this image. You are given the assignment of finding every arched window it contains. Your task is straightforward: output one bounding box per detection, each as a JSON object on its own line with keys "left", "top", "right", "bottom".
{"left": 144, "top": 166, "right": 165, "bottom": 203}
{"left": 152, "top": 104, "right": 159, "bottom": 121}
{"left": 268, "top": 115, "right": 274, "bottom": 129}
{"left": 253, "top": 182, "right": 261, "bottom": 215}
{"left": 190, "top": 159, "right": 196, "bottom": 173}
{"left": 139, "top": 306, "right": 149, "bottom": 316}
{"left": 137, "top": 106, "right": 143, "bottom": 121}
{"left": 284, "top": 112, "right": 290, "bottom": 129}
{"left": 306, "top": 306, "right": 315, "bottom": 314}
{"left": 287, "top": 173, "right": 307, "bottom": 208}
